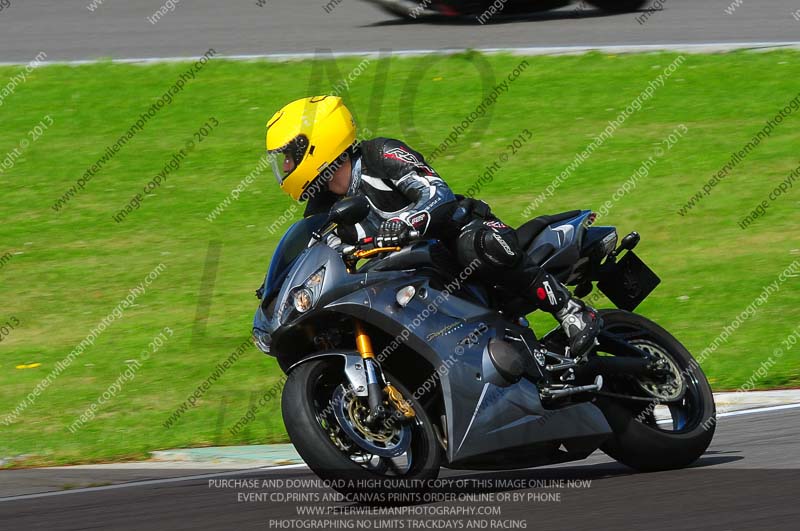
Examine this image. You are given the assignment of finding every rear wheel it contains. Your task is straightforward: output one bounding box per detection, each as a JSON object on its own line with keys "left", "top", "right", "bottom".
{"left": 282, "top": 358, "right": 441, "bottom": 495}
{"left": 594, "top": 310, "right": 716, "bottom": 471}
{"left": 586, "top": 0, "right": 649, "bottom": 13}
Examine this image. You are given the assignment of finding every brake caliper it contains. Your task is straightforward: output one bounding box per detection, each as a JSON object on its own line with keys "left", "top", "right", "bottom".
{"left": 385, "top": 384, "right": 415, "bottom": 419}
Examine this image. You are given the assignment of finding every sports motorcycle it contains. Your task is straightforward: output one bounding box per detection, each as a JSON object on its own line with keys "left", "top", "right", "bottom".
{"left": 253, "top": 196, "right": 715, "bottom": 492}
{"left": 362, "top": 0, "right": 650, "bottom": 20}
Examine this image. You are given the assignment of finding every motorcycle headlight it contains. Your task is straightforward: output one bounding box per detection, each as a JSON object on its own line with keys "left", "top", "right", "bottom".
{"left": 253, "top": 328, "right": 272, "bottom": 354}
{"left": 304, "top": 267, "right": 326, "bottom": 294}
{"left": 282, "top": 267, "right": 326, "bottom": 320}
{"left": 293, "top": 288, "right": 314, "bottom": 313}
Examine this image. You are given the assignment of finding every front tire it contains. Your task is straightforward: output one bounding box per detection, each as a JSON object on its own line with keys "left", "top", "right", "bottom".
{"left": 282, "top": 358, "right": 441, "bottom": 494}
{"left": 595, "top": 310, "right": 716, "bottom": 471}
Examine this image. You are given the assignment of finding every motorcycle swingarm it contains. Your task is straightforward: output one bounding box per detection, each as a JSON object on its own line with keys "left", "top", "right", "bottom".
{"left": 596, "top": 331, "right": 657, "bottom": 361}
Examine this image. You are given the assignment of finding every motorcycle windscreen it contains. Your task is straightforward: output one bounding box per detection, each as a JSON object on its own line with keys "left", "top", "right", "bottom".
{"left": 263, "top": 213, "right": 328, "bottom": 301}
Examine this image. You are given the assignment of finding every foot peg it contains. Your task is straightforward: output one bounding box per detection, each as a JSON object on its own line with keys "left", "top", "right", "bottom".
{"left": 544, "top": 351, "right": 578, "bottom": 372}
{"left": 541, "top": 375, "right": 603, "bottom": 399}
{"left": 542, "top": 343, "right": 596, "bottom": 373}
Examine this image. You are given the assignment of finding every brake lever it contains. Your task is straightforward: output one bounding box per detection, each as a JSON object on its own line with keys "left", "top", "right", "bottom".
{"left": 341, "top": 236, "right": 375, "bottom": 258}
{"left": 344, "top": 231, "right": 420, "bottom": 258}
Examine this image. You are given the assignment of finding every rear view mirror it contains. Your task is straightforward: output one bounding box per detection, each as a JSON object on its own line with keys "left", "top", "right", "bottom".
{"left": 329, "top": 196, "right": 370, "bottom": 226}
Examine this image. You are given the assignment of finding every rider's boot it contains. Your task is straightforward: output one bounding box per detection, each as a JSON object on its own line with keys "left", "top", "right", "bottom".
{"left": 528, "top": 270, "right": 601, "bottom": 358}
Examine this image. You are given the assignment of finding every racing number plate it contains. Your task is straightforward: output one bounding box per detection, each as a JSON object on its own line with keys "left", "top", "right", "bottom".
{"left": 597, "top": 251, "right": 661, "bottom": 311}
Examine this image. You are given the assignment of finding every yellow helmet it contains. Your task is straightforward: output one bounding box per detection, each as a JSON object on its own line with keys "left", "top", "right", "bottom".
{"left": 266, "top": 95, "right": 356, "bottom": 201}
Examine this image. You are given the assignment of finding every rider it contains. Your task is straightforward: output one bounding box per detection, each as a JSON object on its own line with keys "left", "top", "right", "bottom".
{"left": 265, "top": 95, "right": 600, "bottom": 358}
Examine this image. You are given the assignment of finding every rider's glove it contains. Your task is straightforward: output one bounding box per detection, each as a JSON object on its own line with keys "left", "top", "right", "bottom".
{"left": 376, "top": 218, "right": 411, "bottom": 247}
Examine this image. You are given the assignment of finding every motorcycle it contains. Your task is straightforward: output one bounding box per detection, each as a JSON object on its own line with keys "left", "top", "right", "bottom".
{"left": 252, "top": 196, "right": 715, "bottom": 492}
{"left": 362, "top": 0, "right": 650, "bottom": 20}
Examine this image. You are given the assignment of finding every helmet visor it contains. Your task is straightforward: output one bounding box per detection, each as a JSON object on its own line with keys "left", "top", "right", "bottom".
{"left": 267, "top": 135, "right": 309, "bottom": 185}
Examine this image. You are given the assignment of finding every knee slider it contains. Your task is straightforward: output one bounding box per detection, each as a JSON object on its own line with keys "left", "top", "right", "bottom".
{"left": 456, "top": 220, "right": 521, "bottom": 275}
{"left": 480, "top": 230, "right": 520, "bottom": 268}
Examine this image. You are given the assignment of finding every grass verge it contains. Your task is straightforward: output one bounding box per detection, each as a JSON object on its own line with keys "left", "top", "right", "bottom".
{"left": 1, "top": 51, "right": 798, "bottom": 466}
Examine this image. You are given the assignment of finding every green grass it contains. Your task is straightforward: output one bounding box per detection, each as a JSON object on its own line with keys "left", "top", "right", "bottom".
{"left": 1, "top": 51, "right": 799, "bottom": 467}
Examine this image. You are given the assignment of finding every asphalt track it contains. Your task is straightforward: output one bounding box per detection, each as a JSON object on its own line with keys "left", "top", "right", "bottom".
{"left": 0, "top": 0, "right": 799, "bottom": 63}
{"left": 1, "top": 406, "right": 798, "bottom": 530}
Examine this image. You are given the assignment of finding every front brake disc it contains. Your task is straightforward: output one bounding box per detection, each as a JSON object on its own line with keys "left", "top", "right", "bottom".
{"left": 331, "top": 385, "right": 412, "bottom": 458}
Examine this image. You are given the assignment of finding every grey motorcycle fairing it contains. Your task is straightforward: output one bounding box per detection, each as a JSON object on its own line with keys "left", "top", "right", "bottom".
{"left": 312, "top": 275, "right": 612, "bottom": 466}
{"left": 258, "top": 218, "right": 613, "bottom": 469}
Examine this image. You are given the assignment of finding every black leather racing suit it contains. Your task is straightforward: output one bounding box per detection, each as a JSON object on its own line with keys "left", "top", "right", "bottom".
{"left": 302, "top": 137, "right": 600, "bottom": 356}
{"left": 304, "top": 138, "right": 457, "bottom": 246}
{"left": 304, "top": 137, "right": 535, "bottom": 299}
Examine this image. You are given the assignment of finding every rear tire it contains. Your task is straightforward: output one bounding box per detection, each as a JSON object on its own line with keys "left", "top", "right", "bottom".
{"left": 282, "top": 358, "right": 441, "bottom": 494}
{"left": 586, "top": 0, "right": 649, "bottom": 13}
{"left": 595, "top": 310, "right": 716, "bottom": 471}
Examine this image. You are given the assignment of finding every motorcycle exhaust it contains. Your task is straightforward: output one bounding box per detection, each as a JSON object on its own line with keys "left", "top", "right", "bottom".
{"left": 573, "top": 356, "right": 653, "bottom": 381}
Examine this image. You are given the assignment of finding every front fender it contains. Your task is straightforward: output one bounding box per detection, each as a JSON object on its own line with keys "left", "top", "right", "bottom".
{"left": 287, "top": 351, "right": 369, "bottom": 397}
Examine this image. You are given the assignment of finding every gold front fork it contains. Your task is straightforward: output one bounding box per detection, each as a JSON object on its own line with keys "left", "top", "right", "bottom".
{"left": 354, "top": 320, "right": 375, "bottom": 360}
{"left": 353, "top": 319, "right": 415, "bottom": 418}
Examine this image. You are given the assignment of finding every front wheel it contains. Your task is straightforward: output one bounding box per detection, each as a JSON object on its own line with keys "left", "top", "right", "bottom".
{"left": 281, "top": 358, "right": 441, "bottom": 495}
{"left": 586, "top": 0, "right": 649, "bottom": 13}
{"left": 594, "top": 310, "right": 716, "bottom": 471}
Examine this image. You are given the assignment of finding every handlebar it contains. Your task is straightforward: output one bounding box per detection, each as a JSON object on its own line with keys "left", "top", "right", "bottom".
{"left": 342, "top": 230, "right": 422, "bottom": 259}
